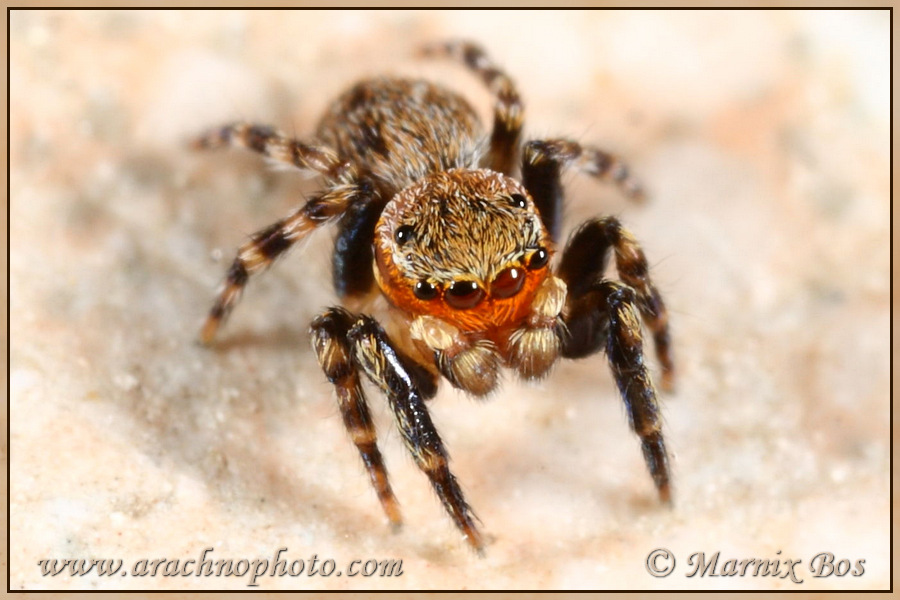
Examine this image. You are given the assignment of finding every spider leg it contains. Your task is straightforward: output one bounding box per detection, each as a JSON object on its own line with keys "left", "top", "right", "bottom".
{"left": 347, "top": 315, "right": 485, "bottom": 554}
{"left": 421, "top": 41, "right": 523, "bottom": 176}
{"left": 558, "top": 217, "right": 674, "bottom": 390}
{"left": 309, "top": 308, "right": 403, "bottom": 528}
{"left": 562, "top": 280, "right": 672, "bottom": 505}
{"left": 522, "top": 139, "right": 645, "bottom": 242}
{"left": 192, "top": 122, "right": 355, "bottom": 183}
{"left": 200, "top": 180, "right": 374, "bottom": 343}
{"left": 332, "top": 193, "right": 385, "bottom": 300}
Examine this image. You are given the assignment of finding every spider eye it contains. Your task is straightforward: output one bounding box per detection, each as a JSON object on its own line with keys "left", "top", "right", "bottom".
{"left": 395, "top": 224, "right": 416, "bottom": 245}
{"left": 445, "top": 280, "right": 485, "bottom": 309}
{"left": 414, "top": 280, "right": 439, "bottom": 300}
{"left": 492, "top": 267, "right": 525, "bottom": 299}
{"left": 527, "top": 247, "right": 550, "bottom": 270}
{"left": 510, "top": 193, "right": 528, "bottom": 209}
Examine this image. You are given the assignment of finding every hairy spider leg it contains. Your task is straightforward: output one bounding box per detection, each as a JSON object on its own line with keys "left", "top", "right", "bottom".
{"left": 521, "top": 140, "right": 670, "bottom": 385}
{"left": 332, "top": 195, "right": 385, "bottom": 299}
{"left": 555, "top": 222, "right": 673, "bottom": 503}
{"left": 192, "top": 122, "right": 355, "bottom": 183}
{"left": 572, "top": 281, "right": 672, "bottom": 504}
{"left": 557, "top": 218, "right": 674, "bottom": 390}
{"left": 309, "top": 308, "right": 404, "bottom": 527}
{"left": 422, "top": 40, "right": 523, "bottom": 177}
{"left": 347, "top": 314, "right": 485, "bottom": 554}
{"left": 522, "top": 139, "right": 646, "bottom": 242}
{"left": 193, "top": 124, "right": 378, "bottom": 343}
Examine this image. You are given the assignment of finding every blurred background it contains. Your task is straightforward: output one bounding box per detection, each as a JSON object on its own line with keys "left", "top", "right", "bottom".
{"left": 10, "top": 10, "right": 890, "bottom": 590}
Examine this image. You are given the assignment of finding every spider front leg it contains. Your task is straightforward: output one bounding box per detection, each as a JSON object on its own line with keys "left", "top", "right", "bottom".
{"left": 421, "top": 41, "right": 523, "bottom": 176}
{"left": 524, "top": 134, "right": 673, "bottom": 386}
{"left": 198, "top": 180, "right": 375, "bottom": 343}
{"left": 522, "top": 139, "right": 646, "bottom": 242}
{"left": 558, "top": 218, "right": 674, "bottom": 390}
{"left": 309, "top": 308, "right": 404, "bottom": 527}
{"left": 557, "top": 217, "right": 674, "bottom": 503}
{"left": 347, "top": 315, "right": 485, "bottom": 554}
{"left": 562, "top": 280, "right": 672, "bottom": 504}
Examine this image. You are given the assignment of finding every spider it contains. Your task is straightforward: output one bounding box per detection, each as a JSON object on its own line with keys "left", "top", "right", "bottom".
{"left": 193, "top": 41, "right": 675, "bottom": 554}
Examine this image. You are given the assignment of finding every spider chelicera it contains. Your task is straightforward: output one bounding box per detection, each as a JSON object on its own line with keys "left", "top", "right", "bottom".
{"left": 194, "top": 41, "right": 675, "bottom": 554}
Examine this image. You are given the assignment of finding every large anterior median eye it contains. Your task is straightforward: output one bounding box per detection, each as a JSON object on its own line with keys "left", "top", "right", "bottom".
{"left": 492, "top": 267, "right": 525, "bottom": 298}
{"left": 445, "top": 280, "right": 485, "bottom": 309}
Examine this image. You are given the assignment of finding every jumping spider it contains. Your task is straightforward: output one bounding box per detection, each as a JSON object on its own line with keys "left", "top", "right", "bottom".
{"left": 194, "top": 41, "right": 675, "bottom": 554}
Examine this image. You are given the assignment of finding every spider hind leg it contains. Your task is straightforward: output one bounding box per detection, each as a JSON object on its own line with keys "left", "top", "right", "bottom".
{"left": 192, "top": 122, "right": 353, "bottom": 182}
{"left": 421, "top": 40, "right": 523, "bottom": 176}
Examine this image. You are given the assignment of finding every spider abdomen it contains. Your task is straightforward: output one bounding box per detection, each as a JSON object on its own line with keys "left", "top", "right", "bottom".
{"left": 315, "top": 78, "right": 485, "bottom": 195}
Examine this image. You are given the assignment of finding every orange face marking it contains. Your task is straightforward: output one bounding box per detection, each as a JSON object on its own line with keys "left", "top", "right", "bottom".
{"left": 373, "top": 168, "right": 553, "bottom": 335}
{"left": 375, "top": 249, "right": 551, "bottom": 333}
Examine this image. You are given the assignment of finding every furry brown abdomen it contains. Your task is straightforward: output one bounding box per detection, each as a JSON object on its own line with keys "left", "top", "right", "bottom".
{"left": 315, "top": 78, "right": 485, "bottom": 195}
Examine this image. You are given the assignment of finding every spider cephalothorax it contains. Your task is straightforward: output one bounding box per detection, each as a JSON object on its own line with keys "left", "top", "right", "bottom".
{"left": 194, "top": 41, "right": 675, "bottom": 555}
